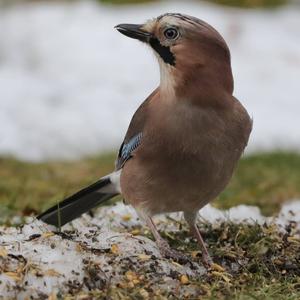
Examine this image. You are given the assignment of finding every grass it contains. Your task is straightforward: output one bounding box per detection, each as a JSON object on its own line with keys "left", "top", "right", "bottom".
{"left": 0, "top": 153, "right": 116, "bottom": 224}
{"left": 92, "top": 221, "right": 300, "bottom": 299}
{"left": 98, "top": 0, "right": 156, "bottom": 4}
{"left": 96, "top": 0, "right": 287, "bottom": 8}
{"left": 0, "top": 0, "right": 289, "bottom": 8}
{"left": 164, "top": 221, "right": 300, "bottom": 300}
{"left": 1, "top": 151, "right": 300, "bottom": 298}
{"left": 216, "top": 152, "right": 300, "bottom": 215}
{"left": 1, "top": 151, "right": 300, "bottom": 223}
{"left": 207, "top": 0, "right": 287, "bottom": 8}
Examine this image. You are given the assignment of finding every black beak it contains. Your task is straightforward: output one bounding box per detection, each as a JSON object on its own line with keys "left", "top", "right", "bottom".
{"left": 115, "top": 23, "right": 151, "bottom": 43}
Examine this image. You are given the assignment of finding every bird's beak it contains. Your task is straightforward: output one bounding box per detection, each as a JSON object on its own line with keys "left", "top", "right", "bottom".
{"left": 115, "top": 23, "right": 151, "bottom": 43}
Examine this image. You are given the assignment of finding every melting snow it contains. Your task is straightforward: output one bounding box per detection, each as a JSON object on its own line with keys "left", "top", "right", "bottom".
{"left": 0, "top": 1, "right": 299, "bottom": 297}
{"left": 1, "top": 201, "right": 300, "bottom": 298}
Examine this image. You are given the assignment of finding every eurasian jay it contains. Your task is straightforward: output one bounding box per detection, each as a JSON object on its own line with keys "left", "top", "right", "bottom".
{"left": 38, "top": 13, "right": 252, "bottom": 266}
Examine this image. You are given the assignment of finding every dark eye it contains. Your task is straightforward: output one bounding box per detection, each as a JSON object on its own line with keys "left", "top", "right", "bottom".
{"left": 163, "top": 28, "right": 179, "bottom": 40}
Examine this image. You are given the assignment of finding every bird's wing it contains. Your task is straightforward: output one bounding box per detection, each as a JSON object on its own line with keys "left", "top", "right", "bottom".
{"left": 117, "top": 133, "right": 143, "bottom": 169}
{"left": 39, "top": 89, "right": 158, "bottom": 227}
{"left": 116, "top": 88, "right": 158, "bottom": 170}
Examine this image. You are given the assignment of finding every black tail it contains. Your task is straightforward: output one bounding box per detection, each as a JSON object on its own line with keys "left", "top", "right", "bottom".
{"left": 38, "top": 176, "right": 117, "bottom": 227}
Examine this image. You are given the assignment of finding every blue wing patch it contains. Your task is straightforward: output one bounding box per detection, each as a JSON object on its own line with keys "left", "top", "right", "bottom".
{"left": 121, "top": 133, "right": 142, "bottom": 160}
{"left": 116, "top": 133, "right": 142, "bottom": 169}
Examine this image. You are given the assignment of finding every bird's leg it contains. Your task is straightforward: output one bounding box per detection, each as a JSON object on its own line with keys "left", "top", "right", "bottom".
{"left": 184, "top": 211, "right": 213, "bottom": 267}
{"left": 139, "top": 212, "right": 189, "bottom": 262}
{"left": 147, "top": 217, "right": 170, "bottom": 250}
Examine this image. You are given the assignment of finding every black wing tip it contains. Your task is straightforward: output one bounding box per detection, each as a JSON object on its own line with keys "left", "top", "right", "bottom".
{"left": 38, "top": 177, "right": 112, "bottom": 213}
{"left": 37, "top": 210, "right": 61, "bottom": 227}
{"left": 37, "top": 177, "right": 113, "bottom": 226}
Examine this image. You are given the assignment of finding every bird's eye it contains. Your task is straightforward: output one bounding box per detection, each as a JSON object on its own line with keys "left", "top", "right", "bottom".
{"left": 163, "top": 28, "right": 179, "bottom": 40}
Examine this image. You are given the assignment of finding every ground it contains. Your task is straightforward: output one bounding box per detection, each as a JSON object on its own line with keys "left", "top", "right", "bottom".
{"left": 1, "top": 1, "right": 299, "bottom": 298}
{"left": 1, "top": 152, "right": 300, "bottom": 299}
{"left": 1, "top": 151, "right": 300, "bottom": 223}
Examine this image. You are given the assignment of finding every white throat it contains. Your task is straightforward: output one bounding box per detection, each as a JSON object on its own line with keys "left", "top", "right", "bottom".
{"left": 156, "top": 55, "right": 176, "bottom": 98}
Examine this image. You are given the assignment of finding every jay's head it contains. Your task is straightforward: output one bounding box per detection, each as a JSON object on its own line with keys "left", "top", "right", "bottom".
{"left": 116, "top": 13, "right": 233, "bottom": 99}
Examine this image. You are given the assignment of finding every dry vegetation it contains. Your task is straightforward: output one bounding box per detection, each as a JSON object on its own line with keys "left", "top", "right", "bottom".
{"left": 1, "top": 152, "right": 300, "bottom": 298}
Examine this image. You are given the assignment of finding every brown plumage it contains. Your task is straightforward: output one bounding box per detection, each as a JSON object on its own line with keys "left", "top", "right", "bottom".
{"left": 38, "top": 13, "right": 252, "bottom": 266}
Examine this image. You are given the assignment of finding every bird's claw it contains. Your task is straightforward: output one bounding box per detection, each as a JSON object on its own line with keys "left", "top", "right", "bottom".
{"left": 202, "top": 253, "right": 213, "bottom": 268}
{"left": 156, "top": 239, "right": 191, "bottom": 265}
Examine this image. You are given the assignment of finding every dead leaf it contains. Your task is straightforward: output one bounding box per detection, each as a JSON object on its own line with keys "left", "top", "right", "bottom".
{"left": 138, "top": 254, "right": 151, "bottom": 261}
{"left": 191, "top": 251, "right": 201, "bottom": 258}
{"left": 125, "top": 270, "right": 137, "bottom": 281}
{"left": 139, "top": 288, "right": 149, "bottom": 299}
{"left": 4, "top": 272, "right": 21, "bottom": 281}
{"left": 122, "top": 214, "right": 132, "bottom": 221}
{"left": 211, "top": 271, "right": 231, "bottom": 283}
{"left": 0, "top": 247, "right": 8, "bottom": 257}
{"left": 131, "top": 229, "right": 141, "bottom": 235}
{"left": 76, "top": 243, "right": 83, "bottom": 252}
{"left": 180, "top": 274, "right": 189, "bottom": 285}
{"left": 171, "top": 261, "right": 183, "bottom": 268}
{"left": 211, "top": 263, "right": 225, "bottom": 272}
{"left": 44, "top": 269, "right": 61, "bottom": 277}
{"left": 48, "top": 292, "right": 57, "bottom": 300}
{"left": 287, "top": 236, "right": 300, "bottom": 244}
{"left": 42, "top": 232, "right": 55, "bottom": 238}
{"left": 111, "top": 244, "right": 119, "bottom": 255}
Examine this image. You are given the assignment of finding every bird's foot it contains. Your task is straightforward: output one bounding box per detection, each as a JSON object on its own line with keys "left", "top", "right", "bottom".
{"left": 202, "top": 252, "right": 213, "bottom": 268}
{"left": 156, "top": 239, "right": 191, "bottom": 264}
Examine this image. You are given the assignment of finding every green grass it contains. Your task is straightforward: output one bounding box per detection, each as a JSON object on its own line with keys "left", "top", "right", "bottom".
{"left": 207, "top": 0, "right": 287, "bottom": 8}
{"left": 1, "top": 151, "right": 300, "bottom": 298}
{"left": 0, "top": 153, "right": 116, "bottom": 224}
{"left": 96, "top": 0, "right": 287, "bottom": 8}
{"left": 0, "top": 0, "right": 289, "bottom": 8}
{"left": 1, "top": 151, "right": 300, "bottom": 223}
{"left": 216, "top": 152, "right": 300, "bottom": 215}
{"left": 98, "top": 0, "right": 156, "bottom": 4}
{"left": 168, "top": 222, "right": 300, "bottom": 300}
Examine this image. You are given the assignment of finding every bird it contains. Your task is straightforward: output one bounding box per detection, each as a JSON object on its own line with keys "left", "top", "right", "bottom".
{"left": 38, "top": 13, "right": 252, "bottom": 266}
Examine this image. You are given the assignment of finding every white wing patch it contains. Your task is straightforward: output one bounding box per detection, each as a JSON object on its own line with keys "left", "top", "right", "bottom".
{"left": 102, "top": 170, "right": 122, "bottom": 194}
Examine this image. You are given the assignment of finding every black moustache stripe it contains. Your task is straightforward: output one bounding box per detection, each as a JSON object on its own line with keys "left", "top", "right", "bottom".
{"left": 149, "top": 37, "right": 175, "bottom": 66}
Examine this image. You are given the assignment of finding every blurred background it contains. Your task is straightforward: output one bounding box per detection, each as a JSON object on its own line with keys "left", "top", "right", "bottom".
{"left": 0, "top": 0, "right": 299, "bottom": 223}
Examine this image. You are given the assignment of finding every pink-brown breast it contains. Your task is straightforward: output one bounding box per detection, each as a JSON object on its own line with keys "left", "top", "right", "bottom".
{"left": 120, "top": 94, "right": 252, "bottom": 216}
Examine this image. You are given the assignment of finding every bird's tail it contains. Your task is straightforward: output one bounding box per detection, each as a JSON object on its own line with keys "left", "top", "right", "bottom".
{"left": 37, "top": 171, "right": 120, "bottom": 227}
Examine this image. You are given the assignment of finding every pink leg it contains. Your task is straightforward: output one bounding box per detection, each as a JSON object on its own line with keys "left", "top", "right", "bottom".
{"left": 147, "top": 216, "right": 163, "bottom": 241}
{"left": 138, "top": 211, "right": 189, "bottom": 262}
{"left": 184, "top": 211, "right": 213, "bottom": 267}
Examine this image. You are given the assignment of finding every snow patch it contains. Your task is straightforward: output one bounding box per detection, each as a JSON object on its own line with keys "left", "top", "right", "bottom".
{"left": 0, "top": 1, "right": 299, "bottom": 160}
{"left": 1, "top": 200, "right": 300, "bottom": 298}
